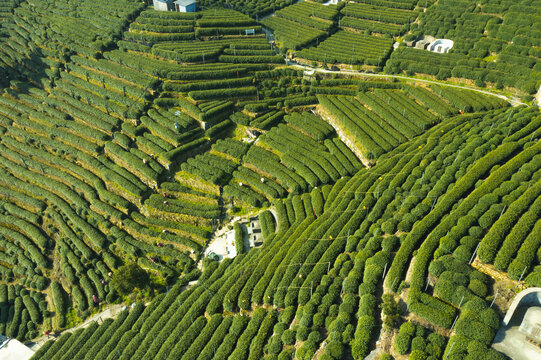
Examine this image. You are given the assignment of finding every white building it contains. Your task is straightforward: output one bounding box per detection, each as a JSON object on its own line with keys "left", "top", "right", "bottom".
{"left": 152, "top": 0, "right": 196, "bottom": 12}
{"left": 519, "top": 307, "right": 541, "bottom": 343}
{"left": 428, "top": 39, "right": 454, "bottom": 54}
{"left": 173, "top": 0, "right": 196, "bottom": 12}
{"left": 0, "top": 336, "right": 34, "bottom": 360}
{"left": 247, "top": 217, "right": 263, "bottom": 247}
{"left": 224, "top": 229, "right": 237, "bottom": 258}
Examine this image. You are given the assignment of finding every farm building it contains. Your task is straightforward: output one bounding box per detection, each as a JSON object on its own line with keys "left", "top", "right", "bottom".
{"left": 414, "top": 39, "right": 430, "bottom": 50}
{"left": 413, "top": 35, "right": 435, "bottom": 50}
{"left": 174, "top": 0, "right": 196, "bottom": 12}
{"left": 152, "top": 0, "right": 196, "bottom": 12}
{"left": 247, "top": 217, "right": 263, "bottom": 247}
{"left": 412, "top": 36, "right": 453, "bottom": 54}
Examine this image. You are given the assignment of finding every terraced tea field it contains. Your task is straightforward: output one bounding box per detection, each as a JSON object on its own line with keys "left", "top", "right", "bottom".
{"left": 0, "top": 0, "right": 539, "bottom": 359}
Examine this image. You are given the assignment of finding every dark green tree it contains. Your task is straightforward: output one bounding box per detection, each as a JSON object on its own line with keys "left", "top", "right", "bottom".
{"left": 112, "top": 263, "right": 149, "bottom": 296}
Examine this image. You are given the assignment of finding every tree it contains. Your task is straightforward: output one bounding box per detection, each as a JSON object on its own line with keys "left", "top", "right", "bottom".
{"left": 112, "top": 263, "right": 149, "bottom": 296}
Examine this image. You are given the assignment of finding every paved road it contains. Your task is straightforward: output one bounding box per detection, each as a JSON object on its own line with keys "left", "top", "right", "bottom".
{"left": 288, "top": 61, "right": 527, "bottom": 107}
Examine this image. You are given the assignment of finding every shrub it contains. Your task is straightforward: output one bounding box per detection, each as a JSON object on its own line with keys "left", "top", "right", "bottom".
{"left": 409, "top": 350, "right": 428, "bottom": 360}
{"left": 296, "top": 325, "right": 309, "bottom": 341}
{"left": 411, "top": 336, "right": 426, "bottom": 352}
{"left": 479, "top": 308, "right": 500, "bottom": 330}
{"left": 381, "top": 293, "right": 400, "bottom": 329}
{"left": 325, "top": 340, "right": 344, "bottom": 359}
{"left": 313, "top": 312, "right": 325, "bottom": 328}
{"left": 395, "top": 322, "right": 416, "bottom": 354}
{"left": 468, "top": 279, "right": 487, "bottom": 297}
{"left": 267, "top": 334, "right": 283, "bottom": 355}
{"left": 22, "top": 295, "right": 41, "bottom": 325}
{"left": 234, "top": 222, "right": 245, "bottom": 254}
{"left": 281, "top": 329, "right": 296, "bottom": 345}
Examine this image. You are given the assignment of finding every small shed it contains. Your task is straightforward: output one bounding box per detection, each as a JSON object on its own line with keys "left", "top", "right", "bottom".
{"left": 173, "top": 0, "right": 196, "bottom": 12}
{"left": 152, "top": 0, "right": 170, "bottom": 11}
{"left": 414, "top": 39, "right": 430, "bottom": 50}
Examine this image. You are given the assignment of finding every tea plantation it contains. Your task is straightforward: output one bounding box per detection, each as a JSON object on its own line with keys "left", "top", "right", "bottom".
{"left": 0, "top": 0, "right": 539, "bottom": 359}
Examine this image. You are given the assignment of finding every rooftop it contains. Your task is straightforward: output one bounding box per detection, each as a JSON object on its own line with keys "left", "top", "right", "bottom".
{"left": 173, "top": 0, "right": 196, "bottom": 5}
{"left": 0, "top": 337, "right": 34, "bottom": 360}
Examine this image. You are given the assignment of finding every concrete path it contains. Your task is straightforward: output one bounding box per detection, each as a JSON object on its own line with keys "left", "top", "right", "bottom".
{"left": 287, "top": 61, "right": 527, "bottom": 107}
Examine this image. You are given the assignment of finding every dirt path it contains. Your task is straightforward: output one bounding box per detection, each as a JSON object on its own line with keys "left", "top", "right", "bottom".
{"left": 375, "top": 256, "right": 451, "bottom": 359}
{"left": 471, "top": 258, "right": 519, "bottom": 315}
{"left": 26, "top": 304, "right": 125, "bottom": 351}
{"left": 374, "top": 257, "right": 415, "bottom": 360}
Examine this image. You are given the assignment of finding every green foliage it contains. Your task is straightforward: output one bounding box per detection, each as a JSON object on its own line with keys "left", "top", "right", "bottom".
{"left": 381, "top": 293, "right": 400, "bottom": 329}
{"left": 111, "top": 263, "right": 149, "bottom": 296}
{"left": 234, "top": 222, "right": 245, "bottom": 254}
{"left": 281, "top": 329, "right": 296, "bottom": 345}
{"left": 0, "top": 3, "right": 538, "bottom": 356}
{"left": 394, "top": 322, "right": 415, "bottom": 354}
{"left": 297, "top": 31, "right": 393, "bottom": 66}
